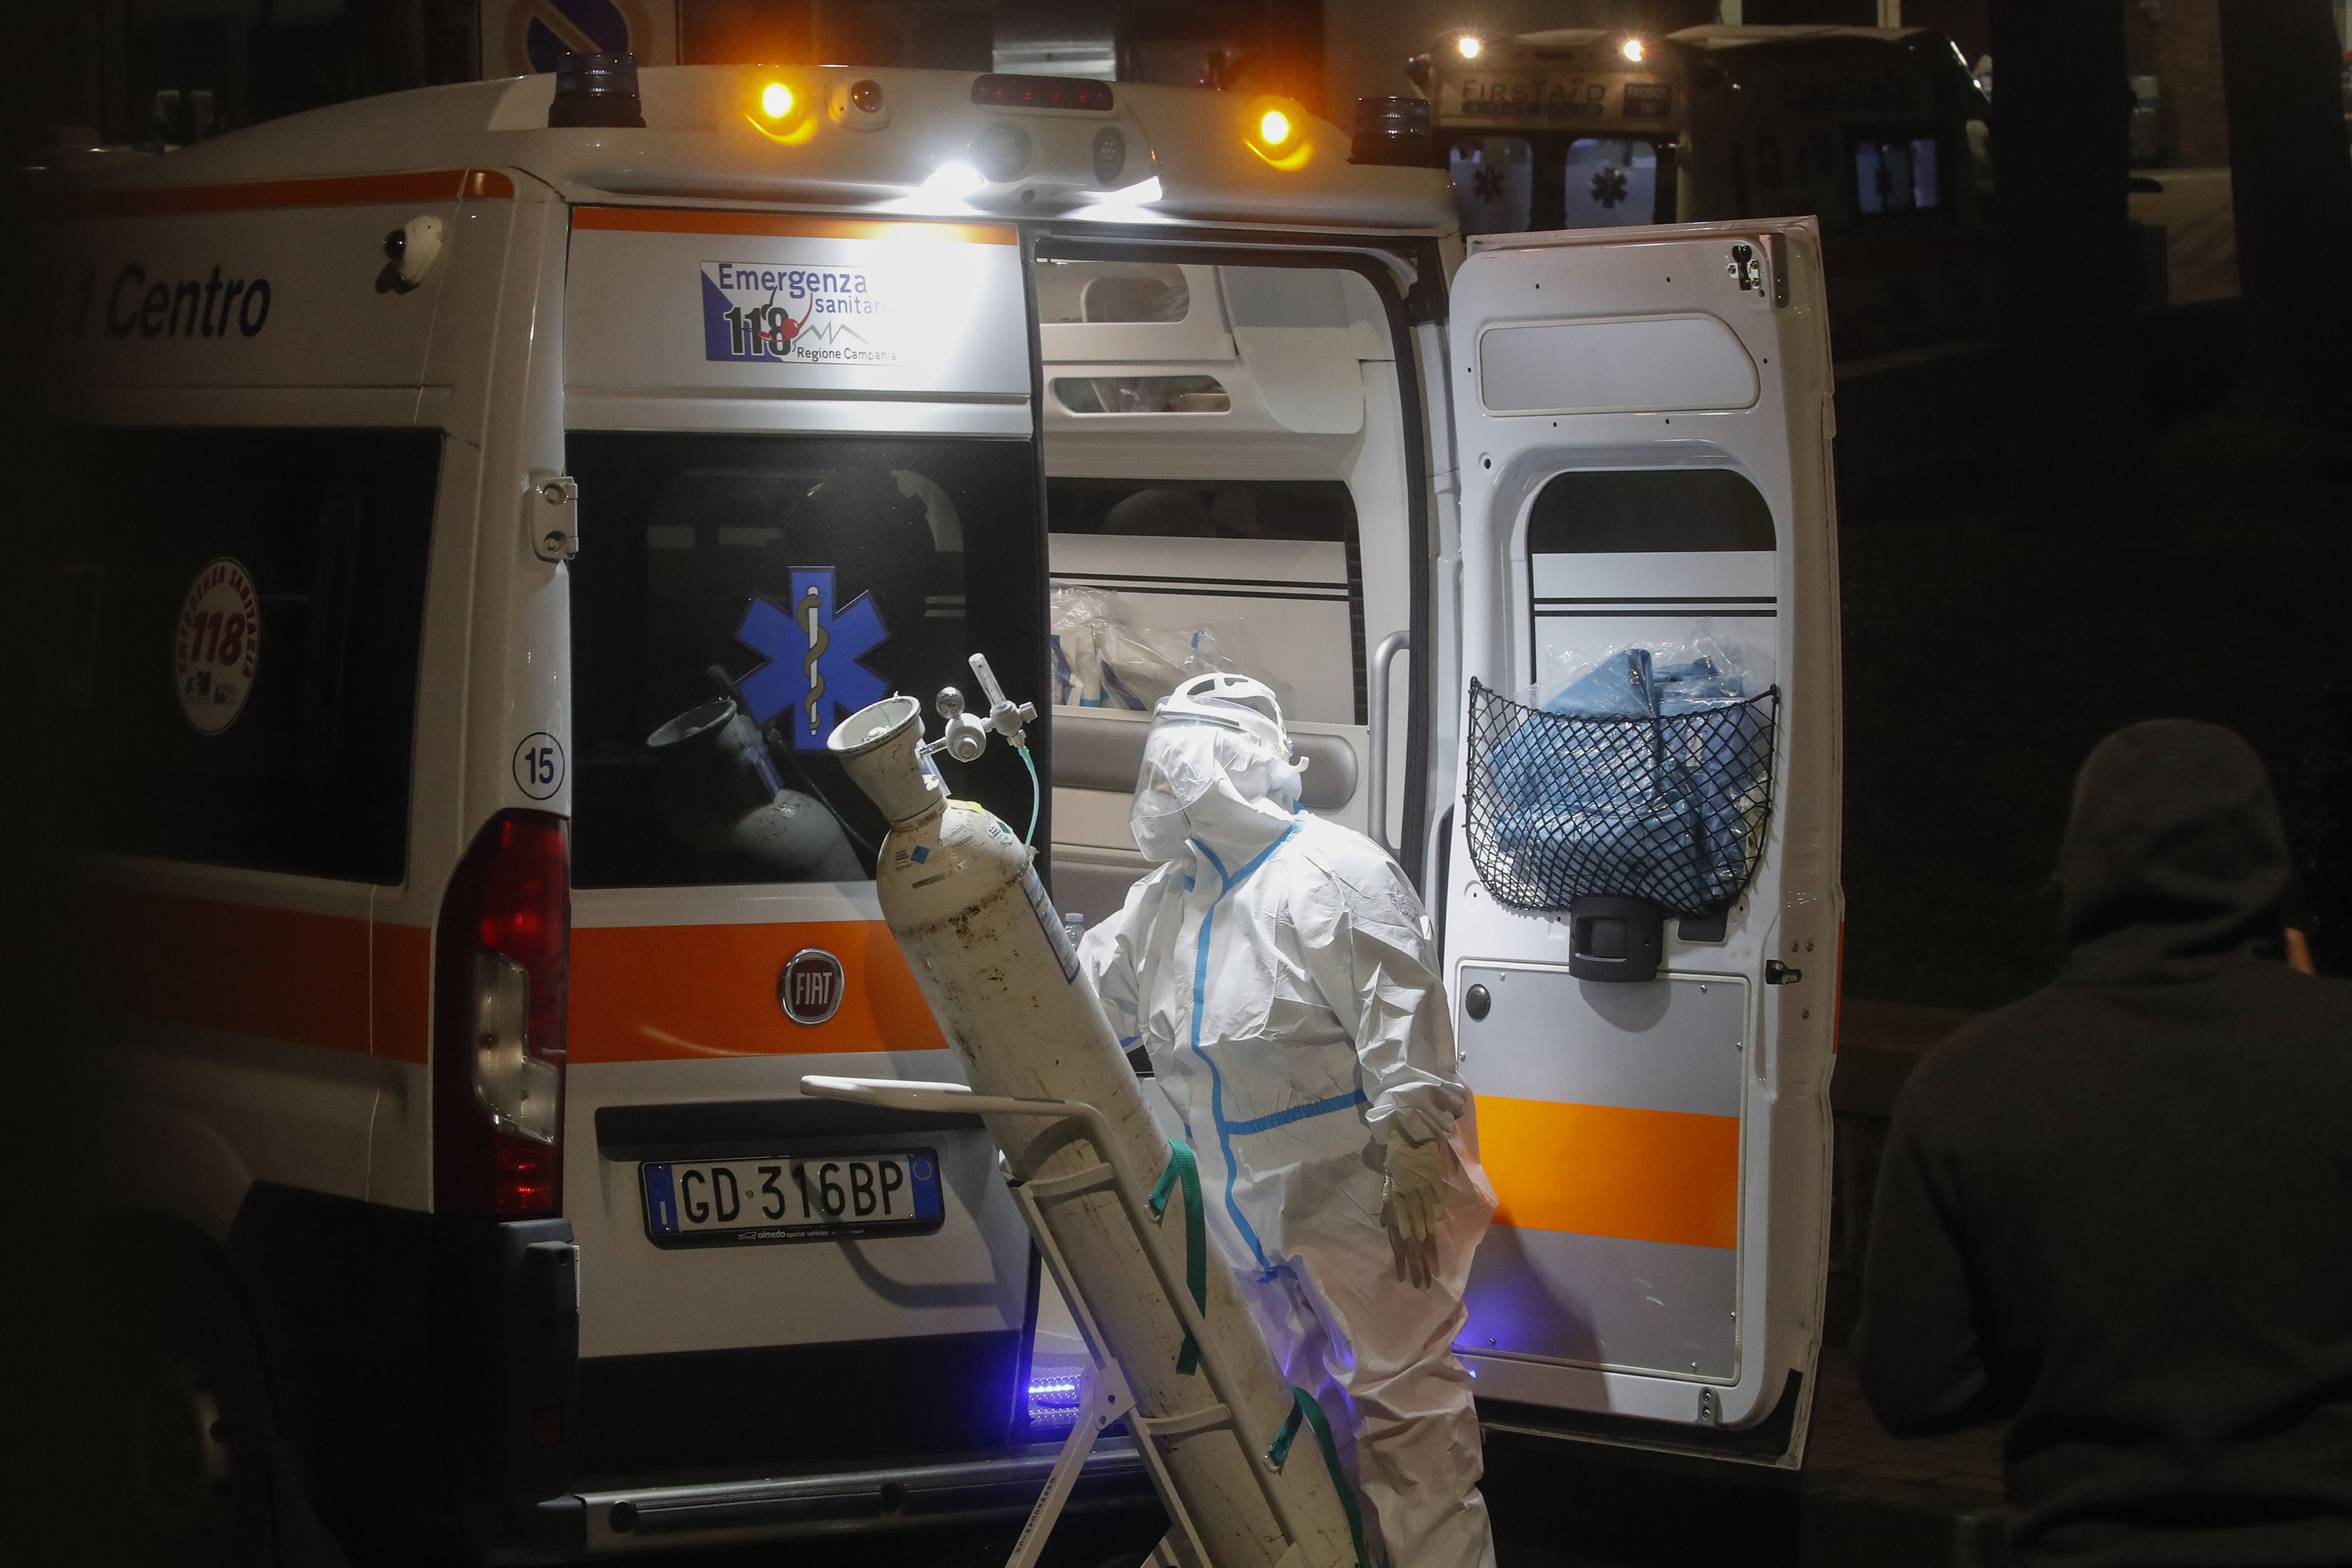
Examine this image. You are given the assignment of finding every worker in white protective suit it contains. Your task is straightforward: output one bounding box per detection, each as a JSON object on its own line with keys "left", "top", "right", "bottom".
{"left": 1079, "top": 673, "right": 1498, "bottom": 1568}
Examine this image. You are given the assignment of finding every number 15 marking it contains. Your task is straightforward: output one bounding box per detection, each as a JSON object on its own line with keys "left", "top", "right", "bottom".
{"left": 513, "top": 731, "right": 565, "bottom": 800}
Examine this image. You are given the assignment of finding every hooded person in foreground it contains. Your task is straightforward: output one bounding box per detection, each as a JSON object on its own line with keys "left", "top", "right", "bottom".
{"left": 1080, "top": 673, "right": 1498, "bottom": 1568}
{"left": 1852, "top": 720, "right": 2352, "bottom": 1567}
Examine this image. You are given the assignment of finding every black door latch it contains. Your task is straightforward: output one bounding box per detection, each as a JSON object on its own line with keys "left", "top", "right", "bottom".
{"left": 1765, "top": 960, "right": 1803, "bottom": 985}
{"left": 1730, "top": 241, "right": 1762, "bottom": 292}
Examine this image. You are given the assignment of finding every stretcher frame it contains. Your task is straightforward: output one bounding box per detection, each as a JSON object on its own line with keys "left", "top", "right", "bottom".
{"left": 802, "top": 1075, "right": 1330, "bottom": 1568}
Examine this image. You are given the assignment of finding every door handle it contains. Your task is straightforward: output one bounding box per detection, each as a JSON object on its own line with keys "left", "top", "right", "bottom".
{"left": 1366, "top": 630, "right": 1410, "bottom": 858}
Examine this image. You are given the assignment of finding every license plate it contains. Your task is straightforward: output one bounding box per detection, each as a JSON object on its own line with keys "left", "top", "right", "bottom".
{"left": 640, "top": 1150, "right": 945, "bottom": 1248}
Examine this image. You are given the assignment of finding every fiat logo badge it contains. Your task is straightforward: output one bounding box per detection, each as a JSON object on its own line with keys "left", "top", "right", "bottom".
{"left": 778, "top": 949, "right": 845, "bottom": 1026}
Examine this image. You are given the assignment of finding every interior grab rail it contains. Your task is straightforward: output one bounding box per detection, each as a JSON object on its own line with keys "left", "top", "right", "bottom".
{"left": 1366, "top": 630, "right": 1410, "bottom": 858}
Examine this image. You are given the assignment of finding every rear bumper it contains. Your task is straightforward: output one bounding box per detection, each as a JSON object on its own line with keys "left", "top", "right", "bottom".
{"left": 229, "top": 1185, "right": 1120, "bottom": 1560}
{"left": 576, "top": 1437, "right": 1153, "bottom": 1553}
{"left": 227, "top": 1185, "right": 582, "bottom": 1559}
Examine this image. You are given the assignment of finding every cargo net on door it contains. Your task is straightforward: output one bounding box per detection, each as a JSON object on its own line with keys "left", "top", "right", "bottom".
{"left": 1463, "top": 678, "right": 1778, "bottom": 914}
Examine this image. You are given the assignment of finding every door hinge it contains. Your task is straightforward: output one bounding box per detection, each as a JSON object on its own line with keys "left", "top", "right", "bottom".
{"left": 528, "top": 474, "right": 579, "bottom": 562}
{"left": 1730, "top": 237, "right": 1792, "bottom": 308}
{"left": 1697, "top": 1388, "right": 1722, "bottom": 1425}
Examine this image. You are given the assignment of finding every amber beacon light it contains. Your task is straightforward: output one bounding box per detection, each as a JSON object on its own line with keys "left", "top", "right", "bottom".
{"left": 1244, "top": 98, "right": 1312, "bottom": 169}
{"left": 750, "top": 74, "right": 817, "bottom": 143}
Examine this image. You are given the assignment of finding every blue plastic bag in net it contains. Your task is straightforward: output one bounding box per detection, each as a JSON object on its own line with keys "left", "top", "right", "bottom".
{"left": 1468, "top": 658, "right": 1776, "bottom": 915}
{"left": 1538, "top": 634, "right": 1762, "bottom": 717}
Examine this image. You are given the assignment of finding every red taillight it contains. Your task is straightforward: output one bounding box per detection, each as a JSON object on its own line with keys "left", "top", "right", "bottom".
{"left": 435, "top": 810, "right": 569, "bottom": 1218}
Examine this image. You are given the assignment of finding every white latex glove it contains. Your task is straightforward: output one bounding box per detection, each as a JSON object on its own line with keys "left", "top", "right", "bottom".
{"left": 1381, "top": 1123, "right": 1446, "bottom": 1289}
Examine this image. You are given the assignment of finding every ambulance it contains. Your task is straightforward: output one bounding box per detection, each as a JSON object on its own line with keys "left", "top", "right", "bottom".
{"left": 1409, "top": 23, "right": 1993, "bottom": 359}
{"left": 43, "top": 52, "right": 1841, "bottom": 1564}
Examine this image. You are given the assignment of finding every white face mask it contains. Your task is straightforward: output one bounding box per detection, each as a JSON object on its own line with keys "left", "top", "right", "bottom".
{"left": 1131, "top": 722, "right": 1298, "bottom": 865}
{"left": 1131, "top": 801, "right": 1195, "bottom": 863}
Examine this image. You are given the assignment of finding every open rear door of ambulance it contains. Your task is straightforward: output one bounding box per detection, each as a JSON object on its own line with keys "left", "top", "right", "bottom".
{"left": 1439, "top": 218, "right": 1842, "bottom": 1465}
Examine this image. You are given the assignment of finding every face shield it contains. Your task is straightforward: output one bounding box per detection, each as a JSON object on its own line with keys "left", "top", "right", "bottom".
{"left": 1131, "top": 709, "right": 1305, "bottom": 863}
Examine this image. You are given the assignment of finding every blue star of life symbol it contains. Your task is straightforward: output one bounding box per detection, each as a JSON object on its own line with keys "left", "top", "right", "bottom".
{"left": 1472, "top": 165, "right": 1505, "bottom": 203}
{"left": 1592, "top": 166, "right": 1628, "bottom": 209}
{"left": 735, "top": 568, "right": 891, "bottom": 750}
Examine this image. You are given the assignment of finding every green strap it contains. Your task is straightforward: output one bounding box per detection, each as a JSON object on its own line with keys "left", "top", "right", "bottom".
{"left": 1265, "top": 1387, "right": 1374, "bottom": 1568}
{"left": 1147, "top": 1149, "right": 1368, "bottom": 1566}
{"left": 1146, "top": 1141, "right": 1207, "bottom": 1374}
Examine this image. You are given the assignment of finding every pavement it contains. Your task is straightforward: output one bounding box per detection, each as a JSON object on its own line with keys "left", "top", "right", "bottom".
{"left": 1797, "top": 1347, "right": 2013, "bottom": 1568}
{"left": 1806, "top": 1348, "right": 2003, "bottom": 1500}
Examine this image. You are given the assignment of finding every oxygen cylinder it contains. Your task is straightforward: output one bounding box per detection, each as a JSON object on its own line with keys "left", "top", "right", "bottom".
{"left": 828, "top": 695, "right": 1358, "bottom": 1568}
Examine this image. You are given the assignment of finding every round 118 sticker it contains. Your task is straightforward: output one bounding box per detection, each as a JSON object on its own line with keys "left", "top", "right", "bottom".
{"left": 174, "top": 557, "right": 260, "bottom": 735}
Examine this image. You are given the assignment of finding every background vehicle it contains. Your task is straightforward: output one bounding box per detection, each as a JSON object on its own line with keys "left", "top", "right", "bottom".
{"left": 1409, "top": 24, "right": 1992, "bottom": 358}
{"left": 42, "top": 55, "right": 1841, "bottom": 1562}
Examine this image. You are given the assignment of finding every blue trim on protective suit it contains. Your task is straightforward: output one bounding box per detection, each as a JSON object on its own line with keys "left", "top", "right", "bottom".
{"left": 1185, "top": 821, "right": 1325, "bottom": 1279}
{"left": 1221, "top": 1087, "right": 1369, "bottom": 1138}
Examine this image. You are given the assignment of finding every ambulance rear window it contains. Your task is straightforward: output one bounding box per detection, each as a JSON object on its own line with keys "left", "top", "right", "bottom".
{"left": 1526, "top": 469, "right": 1776, "bottom": 554}
{"left": 566, "top": 430, "right": 1044, "bottom": 889}
{"left": 45, "top": 426, "right": 439, "bottom": 884}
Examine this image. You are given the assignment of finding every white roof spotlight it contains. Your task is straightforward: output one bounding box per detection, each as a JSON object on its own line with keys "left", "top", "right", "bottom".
{"left": 920, "top": 160, "right": 987, "bottom": 199}
{"left": 1080, "top": 175, "right": 1165, "bottom": 220}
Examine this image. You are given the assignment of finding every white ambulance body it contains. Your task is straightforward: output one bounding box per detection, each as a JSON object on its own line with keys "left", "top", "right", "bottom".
{"left": 49, "top": 60, "right": 1840, "bottom": 1563}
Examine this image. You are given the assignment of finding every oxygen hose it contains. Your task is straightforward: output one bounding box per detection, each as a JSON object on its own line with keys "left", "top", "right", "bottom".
{"left": 1016, "top": 742, "right": 1040, "bottom": 846}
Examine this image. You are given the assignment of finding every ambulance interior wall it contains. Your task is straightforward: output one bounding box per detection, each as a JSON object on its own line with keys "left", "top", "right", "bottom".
{"left": 1039, "top": 260, "right": 1415, "bottom": 927}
